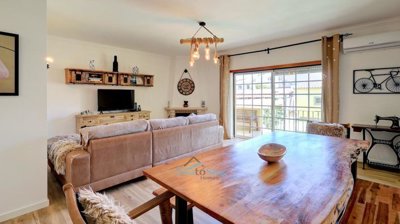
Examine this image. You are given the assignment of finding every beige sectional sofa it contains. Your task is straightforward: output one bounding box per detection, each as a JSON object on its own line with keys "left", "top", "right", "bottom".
{"left": 48, "top": 114, "right": 223, "bottom": 191}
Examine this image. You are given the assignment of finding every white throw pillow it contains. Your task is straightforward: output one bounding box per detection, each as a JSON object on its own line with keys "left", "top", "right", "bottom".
{"left": 78, "top": 188, "right": 135, "bottom": 224}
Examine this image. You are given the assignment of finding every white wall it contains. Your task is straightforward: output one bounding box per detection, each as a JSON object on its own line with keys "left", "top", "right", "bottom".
{"left": 47, "top": 36, "right": 173, "bottom": 136}
{"left": 222, "top": 17, "right": 400, "bottom": 164}
{"left": 0, "top": 0, "right": 48, "bottom": 222}
{"left": 341, "top": 48, "right": 400, "bottom": 164}
{"left": 170, "top": 56, "right": 220, "bottom": 115}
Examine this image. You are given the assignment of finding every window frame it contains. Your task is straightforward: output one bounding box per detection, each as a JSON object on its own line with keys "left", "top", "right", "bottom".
{"left": 232, "top": 61, "right": 322, "bottom": 138}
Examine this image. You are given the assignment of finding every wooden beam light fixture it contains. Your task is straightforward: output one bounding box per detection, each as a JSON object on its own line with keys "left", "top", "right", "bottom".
{"left": 180, "top": 21, "right": 224, "bottom": 67}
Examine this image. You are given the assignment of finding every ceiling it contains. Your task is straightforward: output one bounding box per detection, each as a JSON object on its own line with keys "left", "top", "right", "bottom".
{"left": 48, "top": 0, "right": 400, "bottom": 55}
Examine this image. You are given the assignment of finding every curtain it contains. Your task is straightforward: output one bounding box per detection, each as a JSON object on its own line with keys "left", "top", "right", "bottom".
{"left": 219, "top": 55, "right": 232, "bottom": 139}
{"left": 322, "top": 34, "right": 340, "bottom": 123}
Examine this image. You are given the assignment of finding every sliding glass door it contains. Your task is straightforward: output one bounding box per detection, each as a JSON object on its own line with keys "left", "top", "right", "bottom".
{"left": 234, "top": 66, "right": 322, "bottom": 138}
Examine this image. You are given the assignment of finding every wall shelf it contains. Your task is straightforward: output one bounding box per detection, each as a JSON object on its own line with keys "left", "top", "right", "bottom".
{"left": 65, "top": 68, "right": 154, "bottom": 87}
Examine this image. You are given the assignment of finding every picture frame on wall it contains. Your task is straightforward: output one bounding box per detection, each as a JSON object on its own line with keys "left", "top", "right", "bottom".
{"left": 0, "top": 31, "right": 19, "bottom": 96}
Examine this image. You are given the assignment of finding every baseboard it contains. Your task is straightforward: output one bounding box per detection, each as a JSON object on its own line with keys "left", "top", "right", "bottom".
{"left": 0, "top": 199, "right": 49, "bottom": 222}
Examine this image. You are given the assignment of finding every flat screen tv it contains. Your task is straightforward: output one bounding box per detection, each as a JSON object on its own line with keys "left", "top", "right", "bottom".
{"left": 98, "top": 89, "right": 135, "bottom": 112}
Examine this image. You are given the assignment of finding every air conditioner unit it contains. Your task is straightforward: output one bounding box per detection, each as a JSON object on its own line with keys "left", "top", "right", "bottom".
{"left": 342, "top": 31, "right": 400, "bottom": 54}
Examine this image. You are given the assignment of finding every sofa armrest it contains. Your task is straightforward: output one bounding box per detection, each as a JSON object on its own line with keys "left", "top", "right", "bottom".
{"left": 65, "top": 150, "right": 90, "bottom": 190}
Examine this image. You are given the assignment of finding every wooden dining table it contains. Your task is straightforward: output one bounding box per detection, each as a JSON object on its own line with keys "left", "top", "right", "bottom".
{"left": 144, "top": 131, "right": 369, "bottom": 224}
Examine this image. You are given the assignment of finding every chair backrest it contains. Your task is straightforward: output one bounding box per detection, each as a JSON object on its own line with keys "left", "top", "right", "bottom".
{"left": 306, "top": 121, "right": 350, "bottom": 138}
{"left": 63, "top": 183, "right": 86, "bottom": 224}
{"left": 63, "top": 183, "right": 174, "bottom": 224}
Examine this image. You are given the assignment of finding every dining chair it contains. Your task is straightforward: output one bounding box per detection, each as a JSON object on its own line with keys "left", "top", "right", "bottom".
{"left": 153, "top": 188, "right": 195, "bottom": 224}
{"left": 63, "top": 183, "right": 174, "bottom": 224}
{"left": 306, "top": 121, "right": 350, "bottom": 138}
{"left": 306, "top": 121, "right": 356, "bottom": 180}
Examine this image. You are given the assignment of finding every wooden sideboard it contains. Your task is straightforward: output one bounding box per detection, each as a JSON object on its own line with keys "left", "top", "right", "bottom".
{"left": 165, "top": 107, "right": 207, "bottom": 118}
{"left": 75, "top": 111, "right": 151, "bottom": 132}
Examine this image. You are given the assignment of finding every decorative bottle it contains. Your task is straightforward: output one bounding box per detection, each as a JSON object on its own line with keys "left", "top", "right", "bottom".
{"left": 113, "top": 55, "right": 118, "bottom": 72}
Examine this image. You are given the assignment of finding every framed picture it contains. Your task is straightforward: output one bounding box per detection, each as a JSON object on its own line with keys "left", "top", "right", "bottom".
{"left": 0, "top": 31, "right": 19, "bottom": 95}
{"left": 353, "top": 67, "right": 400, "bottom": 94}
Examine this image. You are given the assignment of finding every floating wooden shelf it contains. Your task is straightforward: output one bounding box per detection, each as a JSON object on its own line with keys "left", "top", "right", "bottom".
{"left": 65, "top": 68, "right": 154, "bottom": 87}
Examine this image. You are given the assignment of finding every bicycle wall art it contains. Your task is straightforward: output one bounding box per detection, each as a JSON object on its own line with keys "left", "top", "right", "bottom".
{"left": 353, "top": 67, "right": 400, "bottom": 94}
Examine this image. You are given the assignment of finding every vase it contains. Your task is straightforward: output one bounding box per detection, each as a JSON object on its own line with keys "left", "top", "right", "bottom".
{"left": 113, "top": 55, "right": 118, "bottom": 72}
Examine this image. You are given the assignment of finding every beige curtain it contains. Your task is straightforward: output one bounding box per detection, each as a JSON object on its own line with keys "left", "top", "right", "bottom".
{"left": 219, "top": 55, "right": 232, "bottom": 139}
{"left": 322, "top": 34, "right": 340, "bottom": 123}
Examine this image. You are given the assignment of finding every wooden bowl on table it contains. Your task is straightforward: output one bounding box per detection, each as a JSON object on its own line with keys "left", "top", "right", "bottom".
{"left": 257, "top": 143, "right": 287, "bottom": 162}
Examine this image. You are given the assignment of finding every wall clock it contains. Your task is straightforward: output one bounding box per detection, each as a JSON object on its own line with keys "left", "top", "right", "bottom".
{"left": 177, "top": 69, "right": 195, "bottom": 95}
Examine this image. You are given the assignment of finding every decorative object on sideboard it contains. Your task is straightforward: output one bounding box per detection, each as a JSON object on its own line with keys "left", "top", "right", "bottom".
{"left": 375, "top": 115, "right": 400, "bottom": 129}
{"left": 183, "top": 101, "right": 189, "bottom": 108}
{"left": 0, "top": 31, "right": 19, "bottom": 96}
{"left": 80, "top": 110, "right": 92, "bottom": 115}
{"left": 137, "top": 105, "right": 141, "bottom": 111}
{"left": 112, "top": 55, "right": 118, "bottom": 72}
{"left": 353, "top": 67, "right": 400, "bottom": 94}
{"left": 89, "top": 60, "right": 95, "bottom": 70}
{"left": 177, "top": 69, "right": 195, "bottom": 95}
{"left": 180, "top": 21, "right": 224, "bottom": 67}
{"left": 201, "top": 100, "right": 206, "bottom": 108}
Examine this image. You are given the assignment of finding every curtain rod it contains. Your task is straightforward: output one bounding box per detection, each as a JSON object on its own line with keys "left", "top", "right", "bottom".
{"left": 228, "top": 33, "right": 352, "bottom": 57}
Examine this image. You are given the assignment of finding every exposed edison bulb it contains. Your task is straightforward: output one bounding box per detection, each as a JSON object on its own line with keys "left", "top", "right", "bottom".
{"left": 189, "top": 59, "right": 195, "bottom": 67}
{"left": 213, "top": 55, "right": 218, "bottom": 64}
{"left": 193, "top": 45, "right": 200, "bottom": 60}
{"left": 205, "top": 45, "right": 210, "bottom": 60}
{"left": 213, "top": 42, "right": 219, "bottom": 64}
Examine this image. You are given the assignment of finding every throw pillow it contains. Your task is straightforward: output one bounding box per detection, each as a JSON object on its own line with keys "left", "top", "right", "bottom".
{"left": 78, "top": 188, "right": 135, "bottom": 224}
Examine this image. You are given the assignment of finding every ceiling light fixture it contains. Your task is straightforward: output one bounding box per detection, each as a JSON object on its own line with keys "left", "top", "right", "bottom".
{"left": 180, "top": 21, "right": 224, "bottom": 67}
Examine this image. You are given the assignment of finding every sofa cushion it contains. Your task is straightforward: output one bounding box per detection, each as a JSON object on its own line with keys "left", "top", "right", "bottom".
{"left": 78, "top": 187, "right": 135, "bottom": 224}
{"left": 188, "top": 113, "right": 217, "bottom": 124}
{"left": 149, "top": 117, "right": 188, "bottom": 130}
{"left": 80, "top": 120, "right": 149, "bottom": 146}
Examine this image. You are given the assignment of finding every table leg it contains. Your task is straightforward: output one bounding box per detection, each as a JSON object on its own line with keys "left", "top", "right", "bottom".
{"left": 188, "top": 208, "right": 194, "bottom": 224}
{"left": 362, "top": 129, "right": 366, "bottom": 169}
{"left": 363, "top": 151, "right": 366, "bottom": 169}
{"left": 175, "top": 196, "right": 189, "bottom": 224}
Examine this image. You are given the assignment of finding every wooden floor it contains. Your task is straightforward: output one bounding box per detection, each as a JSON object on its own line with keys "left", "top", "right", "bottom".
{"left": 341, "top": 179, "right": 400, "bottom": 224}
{"left": 358, "top": 162, "right": 400, "bottom": 188}
{"left": 2, "top": 144, "right": 400, "bottom": 224}
{"left": 1, "top": 171, "right": 220, "bottom": 224}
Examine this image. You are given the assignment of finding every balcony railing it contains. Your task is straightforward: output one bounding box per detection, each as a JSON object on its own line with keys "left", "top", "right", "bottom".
{"left": 235, "top": 108, "right": 321, "bottom": 138}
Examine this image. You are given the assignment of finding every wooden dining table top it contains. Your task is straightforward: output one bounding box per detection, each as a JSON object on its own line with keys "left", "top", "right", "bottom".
{"left": 144, "top": 132, "right": 370, "bottom": 224}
